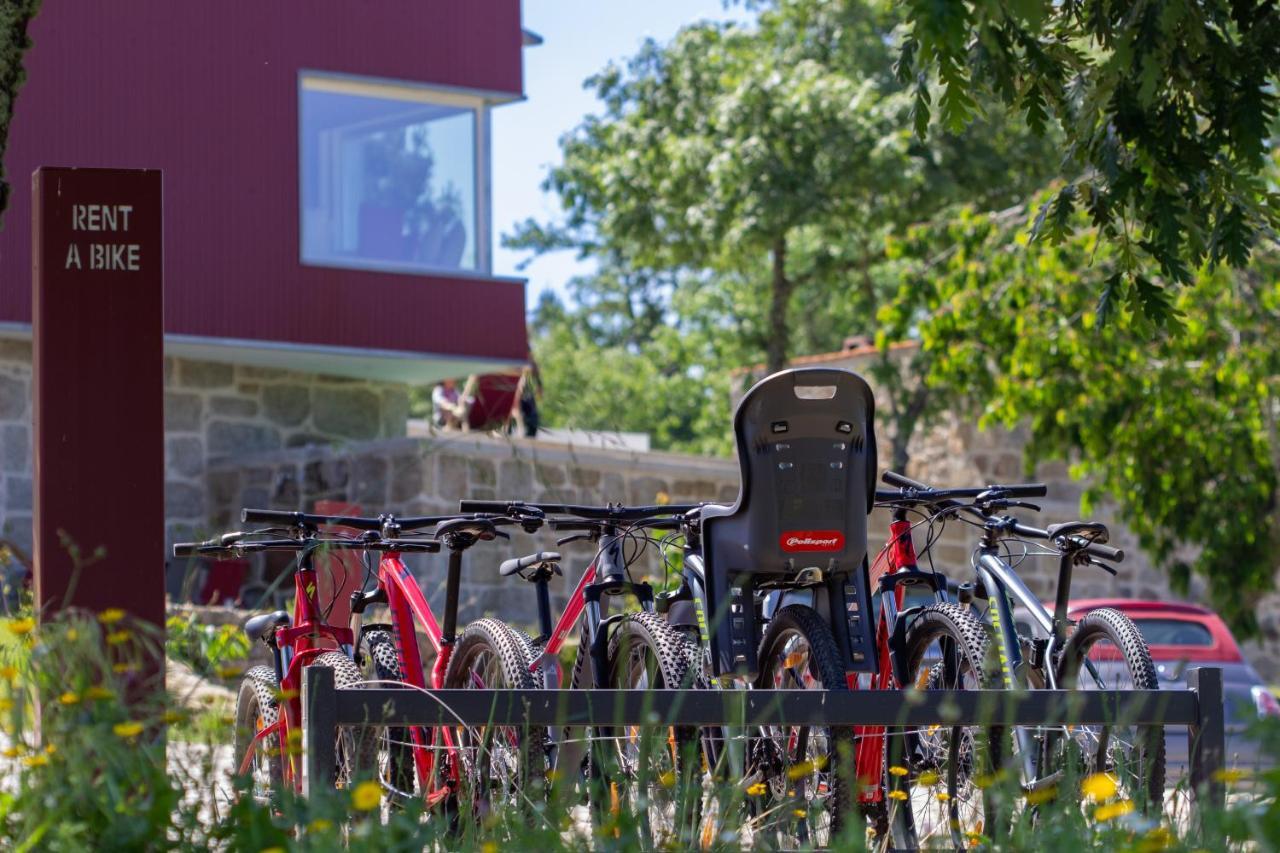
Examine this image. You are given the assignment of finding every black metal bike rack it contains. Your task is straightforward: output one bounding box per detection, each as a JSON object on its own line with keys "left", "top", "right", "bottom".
{"left": 301, "top": 664, "right": 1227, "bottom": 813}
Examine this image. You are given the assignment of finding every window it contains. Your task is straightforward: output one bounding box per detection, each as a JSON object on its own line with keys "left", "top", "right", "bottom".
{"left": 300, "top": 73, "right": 486, "bottom": 274}
{"left": 1131, "top": 618, "right": 1214, "bottom": 647}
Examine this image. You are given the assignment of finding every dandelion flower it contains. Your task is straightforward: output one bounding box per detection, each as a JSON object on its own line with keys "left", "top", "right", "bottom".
{"left": 65, "top": 628, "right": 78, "bottom": 641}
{"left": 1212, "top": 768, "right": 1250, "bottom": 784}
{"left": 105, "top": 630, "right": 131, "bottom": 646}
{"left": 22, "top": 754, "right": 49, "bottom": 768}
{"left": 889, "top": 765, "right": 908, "bottom": 777}
{"left": 657, "top": 770, "right": 676, "bottom": 788}
{"left": 747, "top": 782, "right": 767, "bottom": 796}
{"left": 0, "top": 698, "right": 11, "bottom": 712}
{"left": 787, "top": 760, "right": 815, "bottom": 780}
{"left": 888, "top": 789, "right": 908, "bottom": 801}
{"left": 0, "top": 665, "right": 16, "bottom": 681}
{"left": 936, "top": 792, "right": 951, "bottom": 802}
{"left": 58, "top": 692, "right": 80, "bottom": 706}
{"left": 8, "top": 618, "right": 34, "bottom": 636}
{"left": 917, "top": 770, "right": 939, "bottom": 786}
{"left": 307, "top": 818, "right": 332, "bottom": 833}
{"left": 113, "top": 721, "right": 144, "bottom": 739}
{"left": 792, "top": 809, "right": 808, "bottom": 818}
{"left": 162, "top": 710, "right": 188, "bottom": 725}
{"left": 112, "top": 663, "right": 138, "bottom": 675}
{"left": 1025, "top": 785, "right": 1058, "bottom": 805}
{"left": 1, "top": 745, "right": 22, "bottom": 758}
{"left": 97, "top": 608, "right": 126, "bottom": 625}
{"left": 1081, "top": 772, "right": 1118, "bottom": 802}
{"left": 85, "top": 686, "right": 114, "bottom": 701}
{"left": 44, "top": 743, "right": 56, "bottom": 755}
{"left": 351, "top": 780, "right": 381, "bottom": 811}
{"left": 1095, "top": 800, "right": 1135, "bottom": 822}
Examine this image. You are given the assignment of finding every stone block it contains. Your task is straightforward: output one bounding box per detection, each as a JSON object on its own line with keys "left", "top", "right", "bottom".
{"left": 468, "top": 458, "right": 496, "bottom": 487}
{"left": 208, "top": 470, "right": 240, "bottom": 507}
{"left": 381, "top": 388, "right": 411, "bottom": 437}
{"left": 285, "top": 433, "right": 329, "bottom": 449}
{"left": 351, "top": 455, "right": 388, "bottom": 506}
{"left": 241, "top": 487, "right": 269, "bottom": 513}
{"left": 238, "top": 365, "right": 289, "bottom": 381}
{"left": 245, "top": 466, "right": 273, "bottom": 486}
{"left": 263, "top": 384, "right": 310, "bottom": 427}
{"left": 164, "top": 392, "right": 203, "bottom": 432}
{"left": 271, "top": 467, "right": 300, "bottom": 509}
{"left": 498, "top": 459, "right": 534, "bottom": 496}
{"left": 569, "top": 467, "right": 600, "bottom": 488}
{"left": 304, "top": 458, "right": 349, "bottom": 500}
{"left": 166, "top": 481, "right": 204, "bottom": 519}
{"left": 1, "top": 424, "right": 28, "bottom": 474}
{"left": 5, "top": 477, "right": 31, "bottom": 512}
{"left": 391, "top": 455, "right": 425, "bottom": 502}
{"left": 993, "top": 454, "right": 1023, "bottom": 480}
{"left": 436, "top": 455, "right": 468, "bottom": 500}
{"left": 672, "top": 480, "right": 717, "bottom": 501}
{"left": 178, "top": 360, "right": 234, "bottom": 389}
{"left": 167, "top": 435, "right": 204, "bottom": 479}
{"left": 207, "top": 421, "right": 281, "bottom": 457}
{"left": 313, "top": 386, "right": 381, "bottom": 439}
{"left": 2, "top": 514, "right": 33, "bottom": 555}
{"left": 0, "top": 339, "right": 32, "bottom": 362}
{"left": 0, "top": 374, "right": 27, "bottom": 420}
{"left": 627, "top": 476, "right": 669, "bottom": 506}
{"left": 210, "top": 395, "right": 259, "bottom": 417}
{"left": 534, "top": 463, "right": 566, "bottom": 487}
{"left": 718, "top": 483, "right": 739, "bottom": 502}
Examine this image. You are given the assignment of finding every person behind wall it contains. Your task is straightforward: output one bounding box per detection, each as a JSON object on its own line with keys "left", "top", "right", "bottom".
{"left": 432, "top": 376, "right": 473, "bottom": 430}
{"left": 511, "top": 362, "right": 542, "bottom": 438}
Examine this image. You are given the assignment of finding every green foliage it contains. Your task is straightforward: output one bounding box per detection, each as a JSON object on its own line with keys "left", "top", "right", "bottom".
{"left": 165, "top": 611, "right": 251, "bottom": 679}
{"left": 883, "top": 189, "right": 1280, "bottom": 634}
{"left": 0, "top": 0, "right": 39, "bottom": 225}
{"left": 900, "top": 0, "right": 1280, "bottom": 317}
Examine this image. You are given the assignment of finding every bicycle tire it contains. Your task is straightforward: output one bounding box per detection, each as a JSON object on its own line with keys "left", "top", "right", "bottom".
{"left": 595, "top": 610, "right": 703, "bottom": 849}
{"left": 1056, "top": 607, "right": 1166, "bottom": 812}
{"left": 750, "top": 604, "right": 856, "bottom": 848}
{"left": 894, "top": 603, "right": 1001, "bottom": 850}
{"left": 234, "top": 666, "right": 283, "bottom": 803}
{"left": 357, "top": 628, "right": 416, "bottom": 802}
{"left": 311, "top": 650, "right": 380, "bottom": 788}
{"left": 441, "top": 618, "right": 546, "bottom": 821}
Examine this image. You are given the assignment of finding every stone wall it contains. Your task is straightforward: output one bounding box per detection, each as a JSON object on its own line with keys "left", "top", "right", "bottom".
{"left": 201, "top": 433, "right": 740, "bottom": 635}
{"left": 0, "top": 336, "right": 412, "bottom": 555}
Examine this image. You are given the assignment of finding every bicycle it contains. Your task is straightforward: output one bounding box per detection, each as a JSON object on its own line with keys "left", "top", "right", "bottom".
{"left": 173, "top": 519, "right": 439, "bottom": 801}
{"left": 457, "top": 498, "right": 706, "bottom": 848}
{"left": 880, "top": 471, "right": 1165, "bottom": 844}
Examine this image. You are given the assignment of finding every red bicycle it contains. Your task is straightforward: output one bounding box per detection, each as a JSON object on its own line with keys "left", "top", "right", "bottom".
{"left": 173, "top": 514, "right": 440, "bottom": 800}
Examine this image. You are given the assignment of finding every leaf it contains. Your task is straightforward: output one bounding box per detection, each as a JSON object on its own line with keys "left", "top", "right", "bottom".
{"left": 1208, "top": 204, "right": 1253, "bottom": 267}
{"left": 1021, "top": 82, "right": 1049, "bottom": 136}
{"left": 1029, "top": 184, "right": 1077, "bottom": 244}
{"left": 1095, "top": 272, "right": 1120, "bottom": 328}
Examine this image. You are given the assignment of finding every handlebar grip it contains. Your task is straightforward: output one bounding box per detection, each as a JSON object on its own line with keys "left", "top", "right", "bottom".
{"left": 1086, "top": 542, "right": 1125, "bottom": 562}
{"left": 241, "top": 508, "right": 300, "bottom": 525}
{"left": 1002, "top": 483, "right": 1048, "bottom": 498}
{"left": 882, "top": 471, "right": 932, "bottom": 490}
{"left": 549, "top": 520, "right": 599, "bottom": 533}
{"left": 173, "top": 542, "right": 199, "bottom": 557}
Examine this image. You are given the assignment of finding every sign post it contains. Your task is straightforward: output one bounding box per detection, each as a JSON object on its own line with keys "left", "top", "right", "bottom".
{"left": 31, "top": 168, "right": 164, "bottom": 641}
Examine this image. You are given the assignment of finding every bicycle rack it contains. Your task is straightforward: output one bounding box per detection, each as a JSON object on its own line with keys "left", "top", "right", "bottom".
{"left": 301, "top": 664, "right": 1227, "bottom": 816}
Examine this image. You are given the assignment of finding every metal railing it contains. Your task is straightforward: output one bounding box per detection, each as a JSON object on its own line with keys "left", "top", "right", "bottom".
{"left": 301, "top": 664, "right": 1226, "bottom": 812}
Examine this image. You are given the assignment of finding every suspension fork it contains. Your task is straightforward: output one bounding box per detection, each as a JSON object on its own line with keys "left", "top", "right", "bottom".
{"left": 975, "top": 554, "right": 1038, "bottom": 783}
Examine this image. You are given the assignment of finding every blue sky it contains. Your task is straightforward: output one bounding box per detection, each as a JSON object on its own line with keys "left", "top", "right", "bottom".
{"left": 491, "top": 0, "right": 754, "bottom": 311}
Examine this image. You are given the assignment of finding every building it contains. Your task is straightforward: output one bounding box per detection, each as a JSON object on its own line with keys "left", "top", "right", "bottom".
{"left": 0, "top": 2, "right": 537, "bottom": 550}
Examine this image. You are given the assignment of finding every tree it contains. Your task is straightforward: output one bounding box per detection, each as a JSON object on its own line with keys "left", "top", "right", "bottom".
{"left": 881, "top": 183, "right": 1280, "bottom": 633}
{"left": 0, "top": 1, "right": 40, "bottom": 225}
{"left": 899, "top": 0, "right": 1280, "bottom": 322}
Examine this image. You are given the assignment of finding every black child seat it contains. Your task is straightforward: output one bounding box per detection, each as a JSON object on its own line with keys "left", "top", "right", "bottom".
{"left": 701, "top": 367, "right": 878, "bottom": 678}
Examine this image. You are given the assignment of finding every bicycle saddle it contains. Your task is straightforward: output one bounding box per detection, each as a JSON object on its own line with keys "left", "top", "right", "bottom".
{"left": 435, "top": 517, "right": 498, "bottom": 544}
{"left": 500, "top": 551, "right": 561, "bottom": 578}
{"left": 243, "top": 610, "right": 290, "bottom": 643}
{"left": 1046, "top": 521, "right": 1109, "bottom": 545}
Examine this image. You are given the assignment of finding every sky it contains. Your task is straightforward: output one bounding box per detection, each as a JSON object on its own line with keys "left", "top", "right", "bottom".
{"left": 491, "top": 0, "right": 754, "bottom": 312}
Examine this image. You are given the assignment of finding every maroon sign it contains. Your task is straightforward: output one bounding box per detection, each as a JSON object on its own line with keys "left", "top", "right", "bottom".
{"left": 32, "top": 167, "right": 163, "bottom": 630}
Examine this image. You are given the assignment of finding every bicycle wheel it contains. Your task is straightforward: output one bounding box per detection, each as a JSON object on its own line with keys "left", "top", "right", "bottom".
{"left": 892, "top": 603, "right": 1000, "bottom": 850}
{"left": 312, "top": 650, "right": 380, "bottom": 788}
{"left": 441, "top": 618, "right": 545, "bottom": 820}
{"left": 1055, "top": 607, "right": 1166, "bottom": 813}
{"left": 749, "top": 604, "right": 856, "bottom": 848}
{"left": 594, "top": 611, "right": 703, "bottom": 848}
{"left": 234, "top": 666, "right": 283, "bottom": 804}
{"left": 357, "top": 627, "right": 416, "bottom": 803}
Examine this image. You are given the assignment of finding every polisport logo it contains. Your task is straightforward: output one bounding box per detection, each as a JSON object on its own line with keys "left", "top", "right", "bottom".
{"left": 780, "top": 530, "right": 845, "bottom": 552}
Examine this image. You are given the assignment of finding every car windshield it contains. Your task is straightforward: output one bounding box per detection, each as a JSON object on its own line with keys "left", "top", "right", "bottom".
{"left": 1132, "top": 618, "right": 1214, "bottom": 647}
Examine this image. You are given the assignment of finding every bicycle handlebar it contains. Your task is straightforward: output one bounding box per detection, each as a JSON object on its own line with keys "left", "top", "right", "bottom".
{"left": 172, "top": 536, "right": 441, "bottom": 558}
{"left": 880, "top": 470, "right": 1047, "bottom": 500}
{"left": 240, "top": 508, "right": 449, "bottom": 532}
{"left": 459, "top": 500, "right": 702, "bottom": 520}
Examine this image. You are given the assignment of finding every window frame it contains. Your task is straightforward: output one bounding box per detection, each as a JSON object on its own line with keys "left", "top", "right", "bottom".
{"left": 297, "top": 70, "right": 493, "bottom": 277}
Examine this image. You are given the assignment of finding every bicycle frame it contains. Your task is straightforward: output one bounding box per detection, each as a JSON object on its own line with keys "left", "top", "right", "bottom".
{"left": 239, "top": 548, "right": 354, "bottom": 789}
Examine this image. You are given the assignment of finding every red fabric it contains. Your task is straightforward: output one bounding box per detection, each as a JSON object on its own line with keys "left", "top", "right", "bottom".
{"left": 467, "top": 373, "right": 521, "bottom": 430}
{"left": 199, "top": 559, "right": 247, "bottom": 606}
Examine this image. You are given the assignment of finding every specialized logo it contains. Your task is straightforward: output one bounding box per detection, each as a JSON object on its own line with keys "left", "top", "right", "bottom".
{"left": 780, "top": 530, "right": 845, "bottom": 552}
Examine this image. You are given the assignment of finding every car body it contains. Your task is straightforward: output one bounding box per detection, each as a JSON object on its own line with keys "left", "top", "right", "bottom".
{"left": 1066, "top": 599, "right": 1279, "bottom": 775}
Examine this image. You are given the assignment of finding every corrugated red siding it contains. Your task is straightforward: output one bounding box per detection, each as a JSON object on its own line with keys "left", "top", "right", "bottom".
{"left": 1, "top": 1, "right": 527, "bottom": 362}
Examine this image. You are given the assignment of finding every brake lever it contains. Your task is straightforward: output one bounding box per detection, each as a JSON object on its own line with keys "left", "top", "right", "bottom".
{"left": 1092, "top": 557, "right": 1118, "bottom": 576}
{"left": 556, "top": 533, "right": 593, "bottom": 547}
{"left": 1006, "top": 500, "right": 1041, "bottom": 512}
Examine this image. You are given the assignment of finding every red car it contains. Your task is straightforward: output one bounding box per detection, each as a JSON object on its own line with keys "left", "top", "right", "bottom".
{"left": 1069, "top": 599, "right": 1280, "bottom": 772}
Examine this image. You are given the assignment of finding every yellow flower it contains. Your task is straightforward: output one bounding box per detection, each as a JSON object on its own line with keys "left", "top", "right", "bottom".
{"left": 1025, "top": 785, "right": 1058, "bottom": 805}
{"left": 351, "top": 780, "right": 381, "bottom": 811}
{"left": 1213, "top": 767, "right": 1251, "bottom": 784}
{"left": 787, "top": 760, "right": 815, "bottom": 780}
{"left": 936, "top": 791, "right": 951, "bottom": 802}
{"left": 0, "top": 698, "right": 12, "bottom": 712}
{"left": 1140, "top": 827, "right": 1174, "bottom": 852}
{"left": 746, "top": 781, "right": 767, "bottom": 796}
{"left": 1081, "top": 772, "right": 1118, "bottom": 802}
{"left": 917, "top": 770, "right": 939, "bottom": 786}
{"left": 655, "top": 491, "right": 671, "bottom": 506}
{"left": 216, "top": 664, "right": 245, "bottom": 679}
{"left": 44, "top": 743, "right": 56, "bottom": 755}
{"left": 1095, "top": 799, "right": 1135, "bottom": 822}
{"left": 105, "top": 630, "right": 131, "bottom": 645}
{"left": 8, "top": 618, "right": 34, "bottom": 636}
{"left": 791, "top": 808, "right": 808, "bottom": 818}
{"left": 481, "top": 844, "right": 499, "bottom": 853}
{"left": 112, "top": 662, "right": 138, "bottom": 675}
{"left": 657, "top": 770, "right": 676, "bottom": 788}
{"left": 2, "top": 745, "right": 22, "bottom": 758}
{"left": 113, "top": 721, "right": 144, "bottom": 739}
{"left": 0, "top": 665, "right": 16, "bottom": 681}
{"left": 22, "top": 753, "right": 49, "bottom": 768}
{"left": 162, "top": 710, "right": 188, "bottom": 725}
{"left": 307, "top": 818, "right": 332, "bottom": 833}
{"left": 97, "top": 608, "right": 126, "bottom": 625}
{"left": 888, "top": 789, "right": 908, "bottom": 801}
{"left": 58, "top": 691, "right": 80, "bottom": 706}
{"left": 974, "top": 772, "right": 1000, "bottom": 789}
{"left": 65, "top": 628, "right": 78, "bottom": 641}
{"left": 889, "top": 765, "right": 908, "bottom": 777}
{"left": 85, "top": 686, "right": 114, "bottom": 701}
